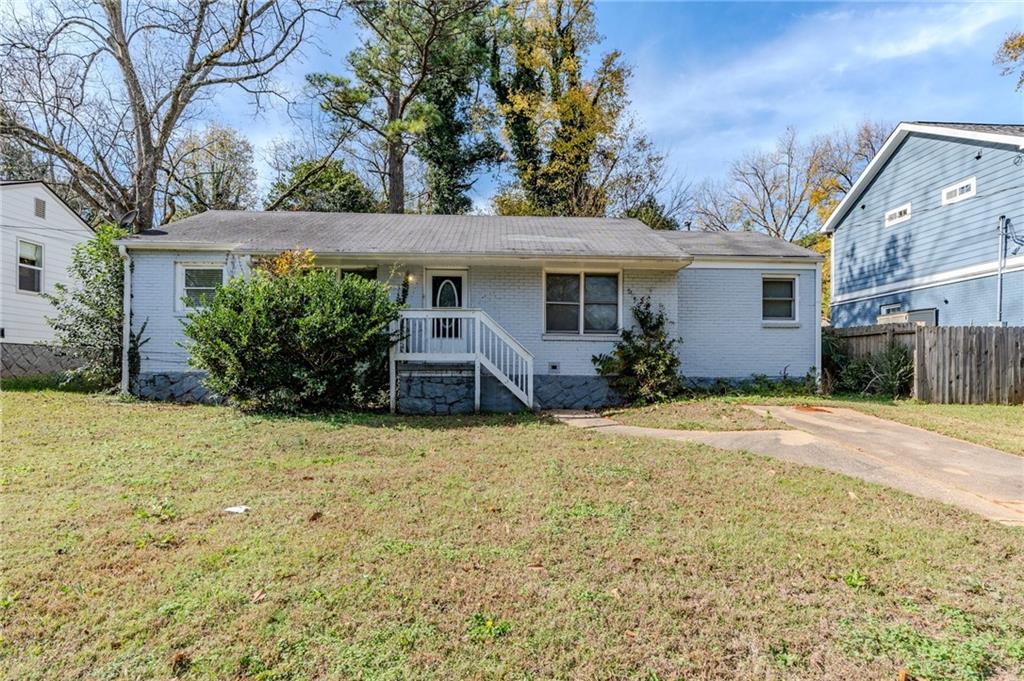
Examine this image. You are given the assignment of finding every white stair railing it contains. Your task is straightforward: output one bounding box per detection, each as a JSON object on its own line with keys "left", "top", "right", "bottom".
{"left": 390, "top": 309, "right": 534, "bottom": 412}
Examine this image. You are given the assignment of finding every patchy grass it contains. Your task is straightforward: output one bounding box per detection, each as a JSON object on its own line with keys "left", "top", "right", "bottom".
{"left": 2, "top": 389, "right": 1023, "bottom": 679}
{"left": 751, "top": 396, "right": 1024, "bottom": 457}
{"left": 606, "top": 394, "right": 1024, "bottom": 456}
{"left": 605, "top": 398, "right": 789, "bottom": 431}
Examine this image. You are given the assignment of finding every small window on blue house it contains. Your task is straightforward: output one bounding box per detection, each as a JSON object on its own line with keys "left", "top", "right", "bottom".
{"left": 879, "top": 303, "right": 904, "bottom": 315}
{"left": 941, "top": 177, "right": 976, "bottom": 206}
{"left": 884, "top": 202, "right": 912, "bottom": 227}
{"left": 762, "top": 277, "right": 796, "bottom": 321}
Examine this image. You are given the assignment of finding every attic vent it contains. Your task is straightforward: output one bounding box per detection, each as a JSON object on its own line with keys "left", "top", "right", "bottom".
{"left": 941, "top": 177, "right": 975, "bottom": 206}
{"left": 884, "top": 202, "right": 911, "bottom": 227}
{"left": 34, "top": 197, "right": 46, "bottom": 219}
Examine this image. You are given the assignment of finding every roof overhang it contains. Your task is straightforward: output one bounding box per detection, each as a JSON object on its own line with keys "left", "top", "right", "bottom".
{"left": 115, "top": 241, "right": 694, "bottom": 270}
{"left": 819, "top": 122, "right": 1024, "bottom": 235}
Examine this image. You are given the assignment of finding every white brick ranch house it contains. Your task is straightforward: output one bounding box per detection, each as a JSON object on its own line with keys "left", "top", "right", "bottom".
{"left": 116, "top": 212, "right": 823, "bottom": 412}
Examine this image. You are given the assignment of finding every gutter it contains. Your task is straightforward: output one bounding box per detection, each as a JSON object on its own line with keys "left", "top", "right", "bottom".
{"left": 119, "top": 245, "right": 131, "bottom": 395}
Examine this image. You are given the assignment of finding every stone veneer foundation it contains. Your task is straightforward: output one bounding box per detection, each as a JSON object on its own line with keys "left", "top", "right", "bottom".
{"left": 0, "top": 343, "right": 82, "bottom": 378}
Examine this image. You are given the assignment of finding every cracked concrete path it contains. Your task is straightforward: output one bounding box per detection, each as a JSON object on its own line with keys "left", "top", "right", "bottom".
{"left": 549, "top": 407, "right": 1024, "bottom": 526}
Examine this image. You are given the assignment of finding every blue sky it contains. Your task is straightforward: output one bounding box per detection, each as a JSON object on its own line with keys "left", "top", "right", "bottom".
{"left": 215, "top": 1, "right": 1024, "bottom": 208}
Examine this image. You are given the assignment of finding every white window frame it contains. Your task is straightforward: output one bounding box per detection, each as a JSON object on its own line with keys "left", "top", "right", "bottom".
{"left": 879, "top": 302, "right": 904, "bottom": 315}
{"left": 175, "top": 263, "right": 226, "bottom": 313}
{"left": 16, "top": 239, "right": 44, "bottom": 294}
{"left": 542, "top": 269, "right": 623, "bottom": 338}
{"left": 940, "top": 176, "right": 976, "bottom": 206}
{"left": 884, "top": 202, "right": 912, "bottom": 227}
{"left": 761, "top": 274, "right": 799, "bottom": 326}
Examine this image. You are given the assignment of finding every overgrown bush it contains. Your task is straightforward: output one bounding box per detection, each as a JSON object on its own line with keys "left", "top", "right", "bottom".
{"left": 182, "top": 266, "right": 401, "bottom": 412}
{"left": 686, "top": 370, "right": 818, "bottom": 398}
{"left": 834, "top": 341, "right": 914, "bottom": 399}
{"left": 593, "top": 296, "right": 682, "bottom": 404}
{"left": 46, "top": 223, "right": 147, "bottom": 389}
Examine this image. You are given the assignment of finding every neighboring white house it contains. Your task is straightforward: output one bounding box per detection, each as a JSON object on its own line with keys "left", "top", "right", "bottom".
{"left": 0, "top": 181, "right": 93, "bottom": 377}
{"left": 116, "top": 211, "right": 824, "bottom": 412}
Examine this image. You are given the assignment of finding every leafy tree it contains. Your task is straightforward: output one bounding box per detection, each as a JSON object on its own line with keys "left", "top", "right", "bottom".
{"left": 46, "top": 224, "right": 146, "bottom": 388}
{"left": 308, "top": 0, "right": 488, "bottom": 214}
{"left": 490, "top": 0, "right": 652, "bottom": 217}
{"left": 266, "top": 159, "right": 380, "bottom": 213}
{"left": 182, "top": 265, "right": 402, "bottom": 412}
{"left": 996, "top": 31, "right": 1024, "bottom": 90}
{"left": 808, "top": 120, "right": 889, "bottom": 222}
{"left": 593, "top": 296, "right": 681, "bottom": 404}
{"left": 625, "top": 195, "right": 680, "bottom": 230}
{"left": 166, "top": 125, "right": 258, "bottom": 221}
{"left": 414, "top": 12, "right": 502, "bottom": 214}
{"left": 796, "top": 232, "right": 831, "bottom": 319}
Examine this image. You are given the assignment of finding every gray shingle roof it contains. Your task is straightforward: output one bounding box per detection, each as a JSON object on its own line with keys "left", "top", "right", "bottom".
{"left": 124, "top": 210, "right": 692, "bottom": 260}
{"left": 121, "top": 210, "right": 820, "bottom": 261}
{"left": 910, "top": 122, "right": 1024, "bottom": 137}
{"left": 658, "top": 230, "right": 823, "bottom": 260}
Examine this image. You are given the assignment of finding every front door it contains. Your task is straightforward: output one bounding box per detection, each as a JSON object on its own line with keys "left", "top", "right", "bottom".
{"left": 426, "top": 270, "right": 467, "bottom": 341}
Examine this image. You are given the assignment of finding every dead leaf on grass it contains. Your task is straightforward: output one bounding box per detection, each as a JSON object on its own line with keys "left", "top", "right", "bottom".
{"left": 308, "top": 511, "right": 323, "bottom": 522}
{"left": 251, "top": 590, "right": 266, "bottom": 604}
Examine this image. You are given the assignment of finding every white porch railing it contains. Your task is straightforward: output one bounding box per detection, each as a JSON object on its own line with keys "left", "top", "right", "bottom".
{"left": 389, "top": 308, "right": 534, "bottom": 412}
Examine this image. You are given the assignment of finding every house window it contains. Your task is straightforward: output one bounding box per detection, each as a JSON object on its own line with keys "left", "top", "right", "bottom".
{"left": 941, "top": 177, "right": 976, "bottom": 206}
{"left": 33, "top": 198, "right": 46, "bottom": 219}
{"left": 884, "top": 202, "right": 912, "bottom": 227}
{"left": 879, "top": 303, "right": 904, "bottom": 315}
{"left": 177, "top": 265, "right": 224, "bottom": 310}
{"left": 17, "top": 240, "right": 43, "bottom": 293}
{"left": 340, "top": 267, "right": 377, "bottom": 281}
{"left": 544, "top": 272, "right": 620, "bottom": 335}
{"left": 762, "top": 277, "right": 796, "bottom": 321}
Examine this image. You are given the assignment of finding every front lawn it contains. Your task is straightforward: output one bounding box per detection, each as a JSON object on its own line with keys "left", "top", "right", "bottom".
{"left": 3, "top": 386, "right": 1023, "bottom": 679}
{"left": 605, "top": 398, "right": 789, "bottom": 431}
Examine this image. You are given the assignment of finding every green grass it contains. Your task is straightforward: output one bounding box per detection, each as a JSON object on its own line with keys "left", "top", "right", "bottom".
{"left": 3, "top": 387, "right": 1023, "bottom": 679}
{"left": 606, "top": 394, "right": 1024, "bottom": 456}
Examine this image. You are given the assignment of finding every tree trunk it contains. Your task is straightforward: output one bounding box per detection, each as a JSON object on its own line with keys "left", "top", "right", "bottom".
{"left": 386, "top": 139, "right": 405, "bottom": 214}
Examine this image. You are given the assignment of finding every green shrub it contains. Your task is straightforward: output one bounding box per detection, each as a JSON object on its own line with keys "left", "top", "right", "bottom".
{"left": 838, "top": 342, "right": 914, "bottom": 399}
{"left": 593, "top": 296, "right": 682, "bottom": 405}
{"left": 182, "top": 268, "right": 401, "bottom": 412}
{"left": 45, "top": 223, "right": 148, "bottom": 389}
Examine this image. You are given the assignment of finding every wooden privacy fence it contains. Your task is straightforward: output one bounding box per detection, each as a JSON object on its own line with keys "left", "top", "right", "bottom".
{"left": 913, "top": 326, "right": 1024, "bottom": 405}
{"left": 831, "top": 324, "right": 1024, "bottom": 404}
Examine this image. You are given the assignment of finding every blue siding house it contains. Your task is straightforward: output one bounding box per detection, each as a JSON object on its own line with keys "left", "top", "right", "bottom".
{"left": 823, "top": 122, "right": 1024, "bottom": 328}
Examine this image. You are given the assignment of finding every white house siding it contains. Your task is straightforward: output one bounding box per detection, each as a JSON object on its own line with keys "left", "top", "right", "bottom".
{"left": 677, "top": 265, "right": 819, "bottom": 380}
{"left": 401, "top": 263, "right": 679, "bottom": 376}
{"left": 131, "top": 250, "right": 247, "bottom": 373}
{"left": 0, "top": 184, "right": 92, "bottom": 344}
{"left": 130, "top": 253, "right": 820, "bottom": 400}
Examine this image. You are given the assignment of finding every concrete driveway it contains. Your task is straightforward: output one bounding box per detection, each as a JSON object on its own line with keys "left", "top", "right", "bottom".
{"left": 552, "top": 406, "right": 1024, "bottom": 525}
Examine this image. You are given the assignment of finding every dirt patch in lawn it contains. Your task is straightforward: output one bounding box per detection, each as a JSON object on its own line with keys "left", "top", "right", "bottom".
{"left": 605, "top": 398, "right": 791, "bottom": 431}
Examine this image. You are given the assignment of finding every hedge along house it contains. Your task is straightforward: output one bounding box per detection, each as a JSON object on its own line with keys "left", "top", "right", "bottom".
{"left": 115, "top": 212, "right": 823, "bottom": 412}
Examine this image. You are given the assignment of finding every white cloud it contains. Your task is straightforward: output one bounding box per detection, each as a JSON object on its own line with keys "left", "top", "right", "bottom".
{"left": 630, "top": 1, "right": 1023, "bottom": 182}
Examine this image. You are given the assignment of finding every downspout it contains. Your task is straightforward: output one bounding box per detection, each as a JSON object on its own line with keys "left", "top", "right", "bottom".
{"left": 118, "top": 245, "right": 132, "bottom": 394}
{"left": 996, "top": 215, "right": 1007, "bottom": 326}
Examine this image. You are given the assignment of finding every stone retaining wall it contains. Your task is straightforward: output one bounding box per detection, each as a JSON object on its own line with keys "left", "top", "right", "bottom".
{"left": 1, "top": 343, "right": 83, "bottom": 378}
{"left": 397, "top": 367, "right": 475, "bottom": 415}
{"left": 133, "top": 371, "right": 222, "bottom": 404}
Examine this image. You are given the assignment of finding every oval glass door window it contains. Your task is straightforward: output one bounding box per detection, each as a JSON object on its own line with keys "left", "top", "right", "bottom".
{"left": 435, "top": 279, "right": 460, "bottom": 307}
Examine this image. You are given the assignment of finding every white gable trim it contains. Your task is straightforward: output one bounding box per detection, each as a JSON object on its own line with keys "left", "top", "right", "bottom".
{"left": 820, "top": 123, "right": 1024, "bottom": 235}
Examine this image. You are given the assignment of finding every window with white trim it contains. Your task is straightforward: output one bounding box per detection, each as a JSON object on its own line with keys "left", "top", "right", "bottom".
{"left": 316, "top": 266, "right": 377, "bottom": 281}
{"left": 177, "top": 265, "right": 223, "bottom": 310}
{"left": 544, "top": 272, "right": 620, "bottom": 334}
{"left": 884, "top": 202, "right": 912, "bottom": 227}
{"left": 879, "top": 303, "right": 904, "bottom": 315}
{"left": 941, "top": 176, "right": 976, "bottom": 206}
{"left": 17, "top": 240, "right": 43, "bottom": 293}
{"left": 762, "top": 277, "right": 796, "bottom": 321}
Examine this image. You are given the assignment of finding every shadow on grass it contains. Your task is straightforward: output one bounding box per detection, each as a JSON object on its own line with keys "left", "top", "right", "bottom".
{"left": 0, "top": 374, "right": 103, "bottom": 394}
{"left": 253, "top": 409, "right": 548, "bottom": 431}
